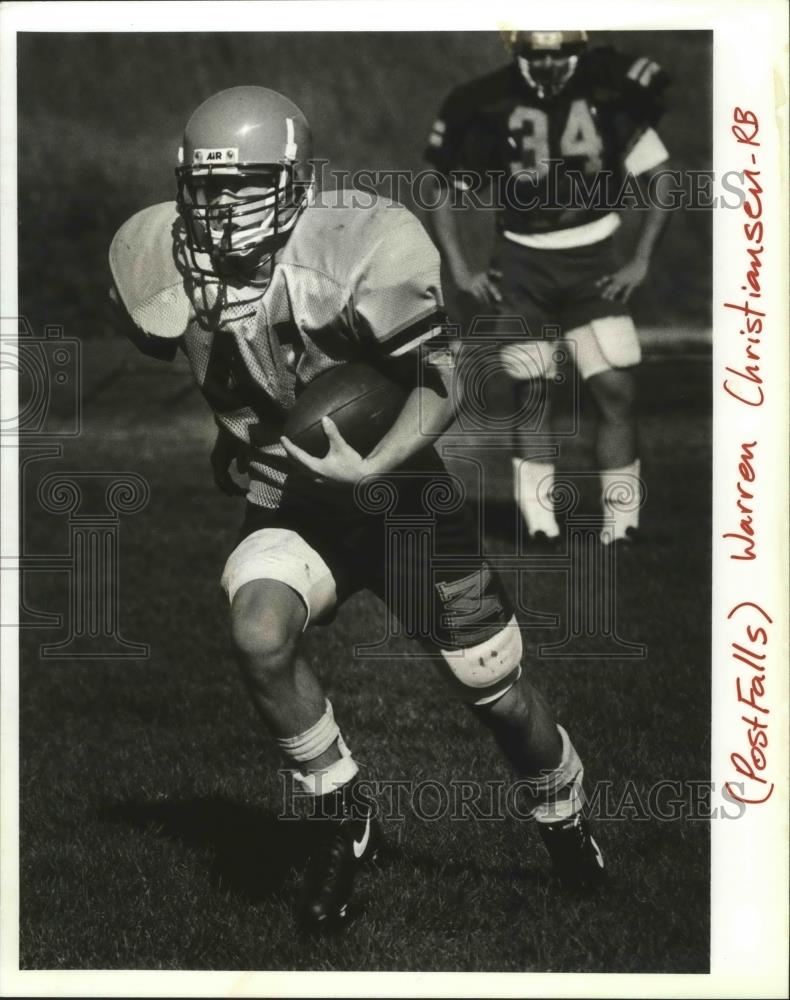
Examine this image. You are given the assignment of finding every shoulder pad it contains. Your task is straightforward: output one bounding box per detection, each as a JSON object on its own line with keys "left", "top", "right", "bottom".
{"left": 281, "top": 190, "right": 442, "bottom": 354}
{"left": 281, "top": 189, "right": 422, "bottom": 282}
{"left": 582, "top": 46, "right": 669, "bottom": 125}
{"left": 109, "top": 202, "right": 191, "bottom": 339}
{"left": 622, "top": 53, "right": 670, "bottom": 93}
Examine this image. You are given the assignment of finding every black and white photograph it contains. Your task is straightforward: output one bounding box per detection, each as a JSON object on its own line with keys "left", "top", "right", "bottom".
{"left": 1, "top": 1, "right": 787, "bottom": 995}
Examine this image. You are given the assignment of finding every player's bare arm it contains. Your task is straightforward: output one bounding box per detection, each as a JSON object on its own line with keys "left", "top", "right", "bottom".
{"left": 281, "top": 346, "right": 457, "bottom": 484}
{"left": 597, "top": 164, "right": 674, "bottom": 302}
{"left": 425, "top": 173, "right": 502, "bottom": 307}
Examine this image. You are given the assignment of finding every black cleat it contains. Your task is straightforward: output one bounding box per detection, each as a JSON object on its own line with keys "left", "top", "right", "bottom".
{"left": 298, "top": 780, "right": 382, "bottom": 931}
{"left": 537, "top": 812, "right": 605, "bottom": 891}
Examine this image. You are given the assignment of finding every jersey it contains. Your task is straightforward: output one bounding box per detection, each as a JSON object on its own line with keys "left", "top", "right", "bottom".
{"left": 425, "top": 46, "right": 670, "bottom": 236}
{"left": 109, "top": 191, "right": 445, "bottom": 509}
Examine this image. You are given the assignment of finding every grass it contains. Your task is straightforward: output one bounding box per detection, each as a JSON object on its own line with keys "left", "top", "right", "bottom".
{"left": 18, "top": 341, "right": 710, "bottom": 972}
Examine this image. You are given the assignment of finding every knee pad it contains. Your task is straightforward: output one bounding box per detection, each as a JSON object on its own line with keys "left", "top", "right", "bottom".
{"left": 499, "top": 340, "right": 556, "bottom": 381}
{"left": 221, "top": 527, "right": 337, "bottom": 626}
{"left": 567, "top": 318, "right": 641, "bottom": 380}
{"left": 440, "top": 615, "right": 523, "bottom": 705}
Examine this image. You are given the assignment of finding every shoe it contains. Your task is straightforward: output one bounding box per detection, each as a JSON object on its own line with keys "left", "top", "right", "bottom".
{"left": 536, "top": 812, "right": 605, "bottom": 891}
{"left": 298, "top": 779, "right": 382, "bottom": 931}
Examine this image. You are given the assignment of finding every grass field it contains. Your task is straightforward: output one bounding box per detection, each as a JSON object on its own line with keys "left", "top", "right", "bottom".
{"left": 17, "top": 339, "right": 711, "bottom": 972}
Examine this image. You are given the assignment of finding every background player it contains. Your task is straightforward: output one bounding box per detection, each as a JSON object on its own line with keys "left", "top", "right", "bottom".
{"left": 425, "top": 30, "right": 673, "bottom": 546}
{"left": 109, "top": 86, "right": 604, "bottom": 932}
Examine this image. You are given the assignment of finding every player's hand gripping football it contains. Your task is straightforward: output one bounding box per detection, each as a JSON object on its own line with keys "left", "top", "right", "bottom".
{"left": 595, "top": 256, "right": 650, "bottom": 302}
{"left": 281, "top": 417, "right": 372, "bottom": 486}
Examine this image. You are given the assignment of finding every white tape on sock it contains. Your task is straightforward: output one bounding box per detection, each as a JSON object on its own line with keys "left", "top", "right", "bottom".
{"left": 512, "top": 458, "right": 559, "bottom": 537}
{"left": 532, "top": 725, "right": 586, "bottom": 823}
{"left": 276, "top": 700, "right": 339, "bottom": 763}
{"left": 600, "top": 459, "right": 641, "bottom": 542}
{"left": 291, "top": 735, "right": 359, "bottom": 797}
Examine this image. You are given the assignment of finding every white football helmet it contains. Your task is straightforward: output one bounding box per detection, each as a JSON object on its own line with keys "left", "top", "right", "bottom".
{"left": 176, "top": 86, "right": 314, "bottom": 277}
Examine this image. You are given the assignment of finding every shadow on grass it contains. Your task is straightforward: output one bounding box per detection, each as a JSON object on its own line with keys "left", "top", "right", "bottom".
{"left": 99, "top": 795, "right": 543, "bottom": 903}
{"left": 99, "top": 796, "right": 313, "bottom": 902}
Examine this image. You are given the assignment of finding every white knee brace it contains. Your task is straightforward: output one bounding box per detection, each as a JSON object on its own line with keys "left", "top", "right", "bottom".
{"left": 440, "top": 615, "right": 523, "bottom": 705}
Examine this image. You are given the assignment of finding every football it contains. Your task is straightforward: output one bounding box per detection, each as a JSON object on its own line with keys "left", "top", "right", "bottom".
{"left": 283, "top": 362, "right": 407, "bottom": 458}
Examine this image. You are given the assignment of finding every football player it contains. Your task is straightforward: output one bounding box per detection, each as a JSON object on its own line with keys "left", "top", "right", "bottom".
{"left": 425, "top": 31, "right": 673, "bottom": 546}
{"left": 109, "top": 86, "right": 604, "bottom": 932}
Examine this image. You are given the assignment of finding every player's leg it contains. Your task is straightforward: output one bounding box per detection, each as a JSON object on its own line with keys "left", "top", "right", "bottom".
{"left": 586, "top": 367, "right": 637, "bottom": 470}
{"left": 566, "top": 316, "right": 643, "bottom": 544}
{"left": 587, "top": 364, "right": 642, "bottom": 543}
{"left": 399, "top": 478, "right": 604, "bottom": 889}
{"left": 470, "top": 672, "right": 562, "bottom": 776}
{"left": 493, "top": 237, "right": 562, "bottom": 544}
{"left": 470, "top": 674, "right": 603, "bottom": 890}
{"left": 230, "top": 578, "right": 335, "bottom": 762}
{"left": 500, "top": 339, "right": 562, "bottom": 543}
{"left": 560, "top": 235, "right": 645, "bottom": 544}
{"left": 222, "top": 526, "right": 379, "bottom": 928}
{"left": 436, "top": 606, "right": 604, "bottom": 890}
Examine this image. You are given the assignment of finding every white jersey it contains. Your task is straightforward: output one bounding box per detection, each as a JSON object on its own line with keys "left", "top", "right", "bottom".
{"left": 109, "top": 190, "right": 445, "bottom": 507}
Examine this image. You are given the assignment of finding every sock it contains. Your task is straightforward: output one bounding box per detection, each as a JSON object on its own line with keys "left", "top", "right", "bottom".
{"left": 512, "top": 458, "right": 559, "bottom": 538}
{"left": 276, "top": 700, "right": 359, "bottom": 797}
{"left": 292, "top": 736, "right": 359, "bottom": 798}
{"left": 600, "top": 458, "right": 641, "bottom": 543}
{"left": 531, "top": 725, "right": 586, "bottom": 824}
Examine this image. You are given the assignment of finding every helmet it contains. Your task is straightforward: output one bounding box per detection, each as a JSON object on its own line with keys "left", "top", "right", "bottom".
{"left": 504, "top": 30, "right": 587, "bottom": 99}
{"left": 175, "top": 86, "right": 314, "bottom": 277}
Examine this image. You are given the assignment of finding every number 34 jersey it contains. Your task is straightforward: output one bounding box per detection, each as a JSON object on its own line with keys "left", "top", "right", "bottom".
{"left": 425, "top": 45, "right": 670, "bottom": 236}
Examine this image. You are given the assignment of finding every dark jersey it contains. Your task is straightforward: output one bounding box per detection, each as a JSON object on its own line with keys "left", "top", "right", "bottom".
{"left": 425, "top": 46, "right": 669, "bottom": 235}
